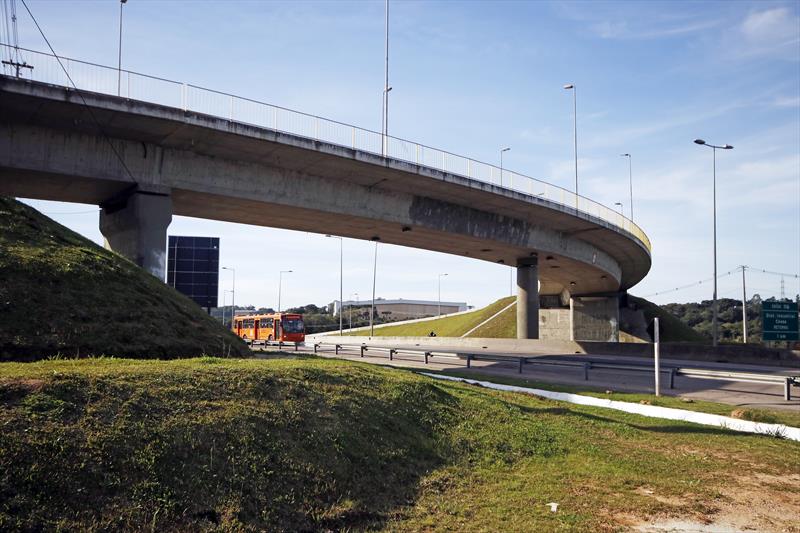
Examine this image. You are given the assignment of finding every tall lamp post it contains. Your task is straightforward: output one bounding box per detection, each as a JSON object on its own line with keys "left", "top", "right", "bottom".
{"left": 620, "top": 153, "right": 633, "bottom": 221}
{"left": 278, "top": 270, "right": 292, "bottom": 313}
{"left": 349, "top": 292, "right": 358, "bottom": 331}
{"left": 222, "top": 266, "right": 235, "bottom": 321}
{"left": 693, "top": 138, "right": 733, "bottom": 347}
{"left": 326, "top": 235, "right": 344, "bottom": 336}
{"left": 500, "top": 147, "right": 510, "bottom": 187}
{"left": 117, "top": 0, "right": 127, "bottom": 96}
{"left": 438, "top": 273, "right": 448, "bottom": 316}
{"left": 381, "top": 0, "right": 390, "bottom": 156}
{"left": 370, "top": 238, "right": 379, "bottom": 336}
{"left": 614, "top": 202, "right": 624, "bottom": 216}
{"left": 563, "top": 83, "right": 578, "bottom": 207}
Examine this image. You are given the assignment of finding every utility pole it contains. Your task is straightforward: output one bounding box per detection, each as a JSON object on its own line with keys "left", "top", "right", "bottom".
{"left": 1, "top": 0, "right": 33, "bottom": 78}
{"left": 740, "top": 265, "right": 747, "bottom": 344}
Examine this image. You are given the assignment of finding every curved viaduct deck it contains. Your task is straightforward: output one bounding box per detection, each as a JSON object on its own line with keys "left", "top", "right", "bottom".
{"left": 0, "top": 75, "right": 651, "bottom": 339}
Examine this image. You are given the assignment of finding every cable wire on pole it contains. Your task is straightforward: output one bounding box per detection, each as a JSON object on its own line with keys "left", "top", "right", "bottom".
{"left": 19, "top": 0, "right": 139, "bottom": 187}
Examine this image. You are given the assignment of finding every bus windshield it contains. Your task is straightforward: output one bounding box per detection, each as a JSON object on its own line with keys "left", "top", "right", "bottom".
{"left": 282, "top": 318, "right": 304, "bottom": 333}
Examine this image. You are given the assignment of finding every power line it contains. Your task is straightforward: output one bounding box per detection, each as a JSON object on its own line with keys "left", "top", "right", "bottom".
{"left": 641, "top": 269, "right": 737, "bottom": 298}
{"left": 19, "top": 0, "right": 139, "bottom": 187}
{"left": 642, "top": 264, "right": 800, "bottom": 299}
{"left": 746, "top": 267, "right": 799, "bottom": 279}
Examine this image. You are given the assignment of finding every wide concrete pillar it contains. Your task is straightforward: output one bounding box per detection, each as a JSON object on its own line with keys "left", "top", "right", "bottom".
{"left": 516, "top": 256, "right": 539, "bottom": 339}
{"left": 99, "top": 190, "right": 172, "bottom": 280}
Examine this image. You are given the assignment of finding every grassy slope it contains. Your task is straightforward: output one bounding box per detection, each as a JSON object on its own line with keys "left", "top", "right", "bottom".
{"left": 0, "top": 357, "right": 797, "bottom": 531}
{"left": 466, "top": 300, "right": 516, "bottom": 338}
{"left": 628, "top": 295, "right": 708, "bottom": 343}
{"left": 369, "top": 294, "right": 706, "bottom": 343}
{"left": 0, "top": 197, "right": 249, "bottom": 360}
{"left": 353, "top": 296, "right": 515, "bottom": 337}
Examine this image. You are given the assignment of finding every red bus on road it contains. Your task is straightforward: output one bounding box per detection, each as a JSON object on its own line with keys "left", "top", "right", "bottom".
{"left": 232, "top": 313, "right": 305, "bottom": 344}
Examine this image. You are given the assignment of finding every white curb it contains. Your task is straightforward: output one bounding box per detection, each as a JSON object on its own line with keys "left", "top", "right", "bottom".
{"left": 420, "top": 373, "right": 800, "bottom": 442}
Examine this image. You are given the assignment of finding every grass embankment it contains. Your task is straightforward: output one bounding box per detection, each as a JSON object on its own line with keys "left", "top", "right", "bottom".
{"left": 1, "top": 356, "right": 797, "bottom": 531}
{"left": 439, "top": 369, "right": 800, "bottom": 428}
{"left": 628, "top": 295, "right": 707, "bottom": 343}
{"left": 358, "top": 294, "right": 706, "bottom": 342}
{"left": 352, "top": 296, "right": 515, "bottom": 337}
{"left": 466, "top": 300, "right": 516, "bottom": 337}
{"left": 0, "top": 197, "right": 248, "bottom": 360}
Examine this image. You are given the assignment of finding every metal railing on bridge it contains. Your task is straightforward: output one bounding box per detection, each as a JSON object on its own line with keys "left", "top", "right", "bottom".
{"left": 0, "top": 44, "right": 651, "bottom": 251}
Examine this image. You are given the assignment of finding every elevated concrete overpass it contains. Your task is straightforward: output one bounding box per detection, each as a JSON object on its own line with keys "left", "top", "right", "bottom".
{"left": 0, "top": 69, "right": 651, "bottom": 341}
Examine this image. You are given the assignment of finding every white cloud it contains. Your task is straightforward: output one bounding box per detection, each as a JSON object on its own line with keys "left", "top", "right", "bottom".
{"left": 592, "top": 18, "right": 721, "bottom": 40}
{"left": 738, "top": 7, "right": 800, "bottom": 59}
{"left": 772, "top": 95, "right": 800, "bottom": 108}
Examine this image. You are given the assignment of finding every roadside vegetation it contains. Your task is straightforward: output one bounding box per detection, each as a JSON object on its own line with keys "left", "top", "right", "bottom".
{"left": 0, "top": 197, "right": 248, "bottom": 360}
{"left": 347, "top": 297, "right": 515, "bottom": 337}
{"left": 1, "top": 356, "right": 797, "bottom": 531}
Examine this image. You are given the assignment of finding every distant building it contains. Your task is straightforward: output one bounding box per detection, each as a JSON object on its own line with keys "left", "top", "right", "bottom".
{"left": 329, "top": 298, "right": 469, "bottom": 320}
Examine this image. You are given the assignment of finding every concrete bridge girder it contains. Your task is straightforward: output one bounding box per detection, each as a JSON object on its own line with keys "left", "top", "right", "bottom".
{"left": 0, "top": 76, "right": 652, "bottom": 340}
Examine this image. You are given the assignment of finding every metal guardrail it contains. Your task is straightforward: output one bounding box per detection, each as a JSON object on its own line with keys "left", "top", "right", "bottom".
{"left": 0, "top": 43, "right": 651, "bottom": 252}
{"left": 311, "top": 341, "right": 799, "bottom": 401}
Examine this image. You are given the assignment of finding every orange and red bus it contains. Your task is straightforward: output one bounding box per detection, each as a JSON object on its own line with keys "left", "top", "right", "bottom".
{"left": 232, "top": 313, "right": 305, "bottom": 344}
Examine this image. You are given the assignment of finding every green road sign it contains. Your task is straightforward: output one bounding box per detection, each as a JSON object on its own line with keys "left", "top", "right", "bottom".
{"left": 762, "top": 301, "right": 799, "bottom": 341}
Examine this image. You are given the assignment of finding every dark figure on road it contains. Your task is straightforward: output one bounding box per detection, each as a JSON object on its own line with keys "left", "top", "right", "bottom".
{"left": 429, "top": 331, "right": 437, "bottom": 337}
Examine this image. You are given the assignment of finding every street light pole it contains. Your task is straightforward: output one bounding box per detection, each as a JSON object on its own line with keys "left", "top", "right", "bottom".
{"left": 621, "top": 153, "right": 633, "bottom": 221}
{"left": 117, "top": 0, "right": 127, "bottom": 96}
{"left": 370, "top": 239, "right": 379, "bottom": 336}
{"left": 222, "top": 266, "right": 235, "bottom": 321}
{"left": 438, "top": 273, "right": 448, "bottom": 316}
{"left": 500, "top": 147, "right": 510, "bottom": 187}
{"left": 381, "top": 0, "right": 390, "bottom": 156}
{"left": 564, "top": 83, "right": 577, "bottom": 207}
{"left": 349, "top": 292, "right": 358, "bottom": 331}
{"left": 326, "top": 235, "right": 343, "bottom": 336}
{"left": 694, "top": 139, "right": 733, "bottom": 347}
{"left": 278, "top": 270, "right": 292, "bottom": 313}
{"left": 221, "top": 289, "right": 227, "bottom": 328}
{"left": 614, "top": 202, "right": 624, "bottom": 216}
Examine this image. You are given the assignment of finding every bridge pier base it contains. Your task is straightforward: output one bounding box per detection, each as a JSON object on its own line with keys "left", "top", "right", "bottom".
{"left": 569, "top": 295, "right": 620, "bottom": 342}
{"left": 99, "top": 189, "right": 172, "bottom": 280}
{"left": 516, "top": 256, "right": 539, "bottom": 339}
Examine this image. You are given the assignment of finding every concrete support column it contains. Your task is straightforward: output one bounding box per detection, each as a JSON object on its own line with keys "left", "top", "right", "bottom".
{"left": 570, "top": 295, "right": 620, "bottom": 342}
{"left": 99, "top": 190, "right": 172, "bottom": 280}
{"left": 516, "top": 256, "right": 539, "bottom": 339}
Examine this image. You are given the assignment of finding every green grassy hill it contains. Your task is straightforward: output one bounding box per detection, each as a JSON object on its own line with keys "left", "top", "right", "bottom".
{"left": 628, "top": 295, "right": 708, "bottom": 343}
{"left": 351, "top": 296, "right": 515, "bottom": 337}
{"left": 0, "top": 357, "right": 796, "bottom": 531}
{"left": 0, "top": 197, "right": 249, "bottom": 360}
{"left": 357, "top": 294, "right": 706, "bottom": 343}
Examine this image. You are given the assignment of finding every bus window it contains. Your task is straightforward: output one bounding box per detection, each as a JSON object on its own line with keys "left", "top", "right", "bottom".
{"left": 282, "top": 318, "right": 304, "bottom": 333}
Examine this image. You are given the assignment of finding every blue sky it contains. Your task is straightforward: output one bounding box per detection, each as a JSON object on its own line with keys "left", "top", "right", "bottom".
{"left": 7, "top": 0, "right": 800, "bottom": 310}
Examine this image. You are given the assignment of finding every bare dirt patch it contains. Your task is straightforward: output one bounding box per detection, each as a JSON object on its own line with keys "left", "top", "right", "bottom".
{"left": 634, "top": 472, "right": 800, "bottom": 532}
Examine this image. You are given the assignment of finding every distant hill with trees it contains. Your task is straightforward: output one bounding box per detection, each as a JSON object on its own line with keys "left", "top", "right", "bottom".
{"left": 662, "top": 295, "right": 798, "bottom": 345}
